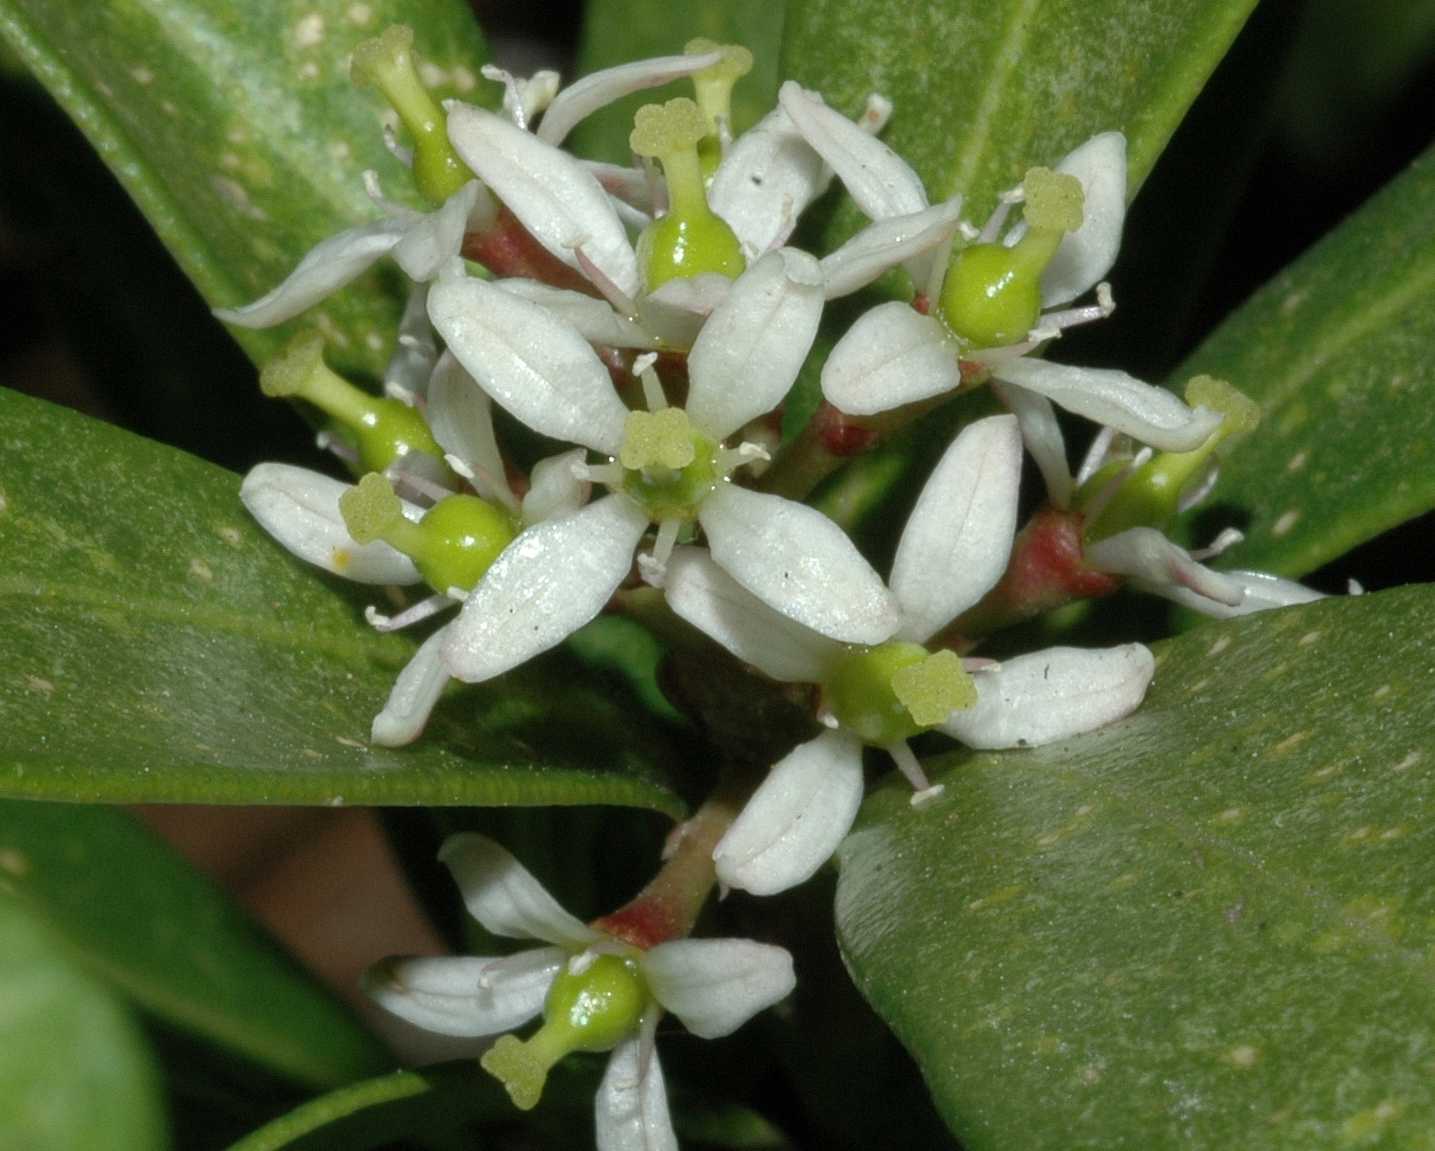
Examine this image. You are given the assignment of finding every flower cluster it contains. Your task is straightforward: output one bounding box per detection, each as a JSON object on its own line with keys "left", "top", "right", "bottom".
{"left": 216, "top": 28, "right": 1323, "bottom": 1147}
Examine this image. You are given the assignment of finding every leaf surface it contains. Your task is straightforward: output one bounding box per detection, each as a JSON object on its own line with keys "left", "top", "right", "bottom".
{"left": 0, "top": 897, "right": 168, "bottom": 1151}
{"left": 837, "top": 585, "right": 1435, "bottom": 1148}
{"left": 0, "top": 0, "right": 489, "bottom": 377}
{"left": 1173, "top": 145, "right": 1435, "bottom": 576}
{"left": 0, "top": 800, "right": 387, "bottom": 1088}
{"left": 782, "top": 0, "right": 1257, "bottom": 244}
{"left": 0, "top": 388, "right": 683, "bottom": 814}
{"left": 568, "top": 0, "right": 785, "bottom": 163}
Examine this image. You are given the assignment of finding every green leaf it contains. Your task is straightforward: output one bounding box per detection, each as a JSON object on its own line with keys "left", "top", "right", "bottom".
{"left": 0, "top": 799, "right": 387, "bottom": 1089}
{"left": 835, "top": 585, "right": 1435, "bottom": 1148}
{"left": 0, "top": 0, "right": 488, "bottom": 378}
{"left": 0, "top": 388, "right": 683, "bottom": 814}
{"left": 782, "top": 0, "right": 1257, "bottom": 243}
{"left": 1173, "top": 145, "right": 1435, "bottom": 577}
{"left": 569, "top": 0, "right": 785, "bottom": 164}
{"left": 0, "top": 897, "right": 168, "bottom": 1151}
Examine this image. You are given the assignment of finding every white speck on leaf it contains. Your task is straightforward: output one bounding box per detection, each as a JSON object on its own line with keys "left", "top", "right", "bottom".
{"left": 1272, "top": 509, "right": 1300, "bottom": 537}
{"left": 294, "top": 13, "right": 324, "bottom": 47}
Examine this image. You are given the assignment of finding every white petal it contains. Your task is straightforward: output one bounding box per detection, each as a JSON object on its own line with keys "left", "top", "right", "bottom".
{"left": 988, "top": 358, "right": 1222, "bottom": 452}
{"left": 584, "top": 161, "right": 655, "bottom": 214}
{"left": 239, "top": 463, "right": 421, "bottom": 585}
{"left": 425, "top": 350, "right": 512, "bottom": 502}
{"left": 521, "top": 448, "right": 590, "bottom": 525}
{"left": 637, "top": 275, "right": 732, "bottom": 349}
{"left": 428, "top": 272, "right": 629, "bottom": 455}
{"left": 1042, "top": 132, "right": 1127, "bottom": 307}
{"left": 495, "top": 279, "right": 657, "bottom": 349}
{"left": 447, "top": 102, "right": 639, "bottom": 297}
{"left": 442, "top": 495, "right": 649, "bottom": 683}
{"left": 391, "top": 182, "right": 482, "bottom": 282}
{"left": 699, "top": 485, "right": 899, "bottom": 645}
{"left": 595, "top": 1036, "right": 677, "bottom": 1151}
{"left": 821, "top": 302, "right": 961, "bottom": 415}
{"left": 213, "top": 219, "right": 404, "bottom": 328}
{"left": 685, "top": 249, "right": 824, "bottom": 441}
{"left": 713, "top": 731, "right": 865, "bottom": 896}
{"left": 663, "top": 547, "right": 841, "bottom": 682}
{"left": 372, "top": 627, "right": 452, "bottom": 748}
{"left": 537, "top": 51, "right": 721, "bottom": 146}
{"left": 778, "top": 81, "right": 927, "bottom": 221}
{"left": 819, "top": 197, "right": 964, "bottom": 299}
{"left": 1084, "top": 527, "right": 1246, "bottom": 607}
{"left": 890, "top": 414, "right": 1022, "bottom": 642}
{"left": 437, "top": 833, "right": 599, "bottom": 948}
{"left": 1157, "top": 569, "right": 1326, "bottom": 620}
{"left": 362, "top": 949, "right": 561, "bottom": 1037}
{"left": 709, "top": 105, "right": 826, "bottom": 260}
{"left": 941, "top": 644, "right": 1154, "bottom": 749}
{"left": 383, "top": 283, "right": 439, "bottom": 403}
{"left": 990, "top": 381, "right": 1072, "bottom": 507}
{"left": 642, "top": 939, "right": 795, "bottom": 1038}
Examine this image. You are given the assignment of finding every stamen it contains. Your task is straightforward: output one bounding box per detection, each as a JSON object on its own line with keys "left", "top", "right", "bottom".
{"left": 1191, "top": 527, "right": 1245, "bottom": 561}
{"left": 859, "top": 93, "right": 893, "bottom": 135}
{"left": 1038, "top": 282, "right": 1117, "bottom": 333}
{"left": 717, "top": 442, "right": 771, "bottom": 476}
{"left": 978, "top": 186, "right": 1025, "bottom": 244}
{"left": 480, "top": 64, "right": 527, "bottom": 129}
{"left": 1081, "top": 446, "right": 1152, "bottom": 527}
{"left": 572, "top": 460, "right": 625, "bottom": 486}
{"left": 364, "top": 593, "right": 454, "bottom": 633}
{"left": 887, "top": 741, "right": 945, "bottom": 807}
{"left": 635, "top": 354, "right": 667, "bottom": 411}
{"left": 574, "top": 246, "right": 639, "bottom": 317}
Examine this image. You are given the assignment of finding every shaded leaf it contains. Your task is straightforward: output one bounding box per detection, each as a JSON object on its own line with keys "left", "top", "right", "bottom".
{"left": 0, "top": 800, "right": 386, "bottom": 1088}
{"left": 1174, "top": 144, "right": 1435, "bottom": 576}
{"left": 568, "top": 0, "right": 785, "bottom": 164}
{"left": 836, "top": 585, "right": 1435, "bottom": 1148}
{"left": 0, "top": 0, "right": 488, "bottom": 377}
{"left": 782, "top": 0, "right": 1257, "bottom": 245}
{"left": 0, "top": 897, "right": 168, "bottom": 1151}
{"left": 0, "top": 388, "right": 683, "bottom": 813}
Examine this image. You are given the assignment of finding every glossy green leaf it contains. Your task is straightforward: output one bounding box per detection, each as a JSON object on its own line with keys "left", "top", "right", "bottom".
{"left": 782, "top": 0, "right": 1257, "bottom": 245}
{"left": 0, "top": 0, "right": 488, "bottom": 378}
{"left": 1173, "top": 145, "right": 1435, "bottom": 577}
{"left": 836, "top": 585, "right": 1435, "bottom": 1148}
{"left": 0, "top": 897, "right": 168, "bottom": 1151}
{"left": 0, "top": 800, "right": 386, "bottom": 1088}
{"left": 568, "top": 0, "right": 785, "bottom": 164}
{"left": 0, "top": 388, "right": 683, "bottom": 813}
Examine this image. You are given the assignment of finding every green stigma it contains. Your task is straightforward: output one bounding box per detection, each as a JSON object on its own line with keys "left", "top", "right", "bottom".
{"left": 630, "top": 98, "right": 745, "bottom": 291}
{"left": 618, "top": 409, "right": 718, "bottom": 521}
{"left": 351, "top": 25, "right": 472, "bottom": 204}
{"left": 260, "top": 333, "right": 446, "bottom": 475}
{"left": 339, "top": 473, "right": 517, "bottom": 593}
{"left": 480, "top": 954, "right": 647, "bottom": 1111}
{"left": 826, "top": 643, "right": 975, "bottom": 745}
{"left": 939, "top": 166, "right": 1086, "bottom": 350}
{"left": 685, "top": 38, "right": 753, "bottom": 176}
{"left": 1080, "top": 376, "right": 1262, "bottom": 542}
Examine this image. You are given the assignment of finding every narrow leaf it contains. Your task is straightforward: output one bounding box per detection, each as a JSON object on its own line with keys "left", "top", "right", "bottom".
{"left": 0, "top": 0, "right": 489, "bottom": 376}
{"left": 0, "top": 800, "right": 386, "bottom": 1088}
{"left": 569, "top": 0, "right": 785, "bottom": 163}
{"left": 1173, "top": 145, "right": 1435, "bottom": 576}
{"left": 0, "top": 897, "right": 168, "bottom": 1151}
{"left": 0, "top": 389, "right": 683, "bottom": 813}
{"left": 836, "top": 585, "right": 1435, "bottom": 1147}
{"left": 782, "top": 0, "right": 1258, "bottom": 245}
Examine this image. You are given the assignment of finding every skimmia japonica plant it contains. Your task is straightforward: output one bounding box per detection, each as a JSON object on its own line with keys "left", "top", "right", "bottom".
{"left": 2, "top": 2, "right": 1432, "bottom": 1149}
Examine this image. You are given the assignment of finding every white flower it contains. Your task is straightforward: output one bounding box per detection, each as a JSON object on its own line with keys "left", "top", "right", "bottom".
{"left": 442, "top": 64, "right": 914, "bottom": 347}
{"left": 428, "top": 249, "right": 902, "bottom": 692}
{"left": 240, "top": 352, "right": 590, "bottom": 746}
{"left": 364, "top": 835, "right": 795, "bottom": 1151}
{"left": 661, "top": 415, "right": 1155, "bottom": 895}
{"left": 786, "top": 99, "right": 1223, "bottom": 458}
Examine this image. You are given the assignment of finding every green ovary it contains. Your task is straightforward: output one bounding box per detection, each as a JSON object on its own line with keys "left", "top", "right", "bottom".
{"left": 637, "top": 212, "right": 746, "bottom": 290}
{"left": 480, "top": 954, "right": 647, "bottom": 1111}
{"left": 939, "top": 243, "right": 1044, "bottom": 350}
{"left": 619, "top": 410, "right": 719, "bottom": 521}
{"left": 826, "top": 643, "right": 976, "bottom": 745}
